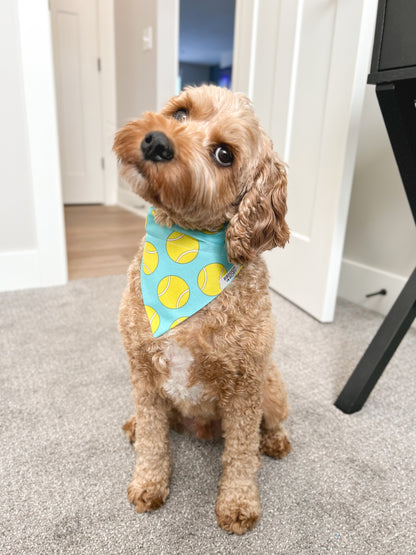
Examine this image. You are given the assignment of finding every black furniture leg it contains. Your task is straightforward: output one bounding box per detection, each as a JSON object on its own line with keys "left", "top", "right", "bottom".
{"left": 335, "top": 266, "right": 416, "bottom": 413}
{"left": 375, "top": 82, "right": 416, "bottom": 225}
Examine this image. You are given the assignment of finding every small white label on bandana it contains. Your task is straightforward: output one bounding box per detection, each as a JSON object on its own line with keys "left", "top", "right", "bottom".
{"left": 219, "top": 264, "right": 241, "bottom": 290}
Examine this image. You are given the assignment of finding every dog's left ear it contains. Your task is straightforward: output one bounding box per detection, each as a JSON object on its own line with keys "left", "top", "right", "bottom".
{"left": 226, "top": 151, "right": 289, "bottom": 265}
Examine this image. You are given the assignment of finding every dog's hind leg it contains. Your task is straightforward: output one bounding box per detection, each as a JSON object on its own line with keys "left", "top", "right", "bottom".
{"left": 122, "top": 415, "right": 136, "bottom": 443}
{"left": 260, "top": 361, "right": 292, "bottom": 458}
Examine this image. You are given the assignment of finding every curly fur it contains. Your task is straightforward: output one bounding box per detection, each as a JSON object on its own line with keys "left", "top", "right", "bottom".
{"left": 113, "top": 85, "right": 291, "bottom": 534}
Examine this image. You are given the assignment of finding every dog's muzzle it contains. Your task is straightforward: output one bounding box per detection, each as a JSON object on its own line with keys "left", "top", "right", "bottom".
{"left": 141, "top": 131, "right": 174, "bottom": 162}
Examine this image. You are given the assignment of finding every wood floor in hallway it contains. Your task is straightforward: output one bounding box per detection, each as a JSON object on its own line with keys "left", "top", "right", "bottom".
{"left": 65, "top": 205, "right": 145, "bottom": 280}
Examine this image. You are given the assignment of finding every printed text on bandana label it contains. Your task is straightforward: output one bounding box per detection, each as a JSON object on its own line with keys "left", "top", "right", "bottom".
{"left": 219, "top": 265, "right": 241, "bottom": 289}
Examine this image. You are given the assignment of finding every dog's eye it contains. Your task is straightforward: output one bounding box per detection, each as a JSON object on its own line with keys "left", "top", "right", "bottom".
{"left": 213, "top": 145, "right": 234, "bottom": 167}
{"left": 172, "top": 109, "right": 188, "bottom": 121}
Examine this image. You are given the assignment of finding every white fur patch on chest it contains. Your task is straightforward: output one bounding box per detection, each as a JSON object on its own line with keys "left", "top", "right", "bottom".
{"left": 162, "top": 341, "right": 204, "bottom": 404}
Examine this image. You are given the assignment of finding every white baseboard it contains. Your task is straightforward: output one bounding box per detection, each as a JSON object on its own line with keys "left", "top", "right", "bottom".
{"left": 0, "top": 250, "right": 66, "bottom": 292}
{"left": 339, "top": 258, "right": 415, "bottom": 329}
{"left": 0, "top": 250, "right": 38, "bottom": 292}
{"left": 117, "top": 187, "right": 149, "bottom": 219}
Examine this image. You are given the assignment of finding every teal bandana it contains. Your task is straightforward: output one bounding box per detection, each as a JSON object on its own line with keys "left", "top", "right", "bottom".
{"left": 141, "top": 207, "right": 241, "bottom": 337}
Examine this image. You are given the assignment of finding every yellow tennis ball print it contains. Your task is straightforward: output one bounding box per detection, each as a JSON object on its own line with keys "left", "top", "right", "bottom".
{"left": 144, "top": 305, "right": 160, "bottom": 334}
{"left": 198, "top": 263, "right": 227, "bottom": 296}
{"left": 170, "top": 316, "right": 188, "bottom": 329}
{"left": 166, "top": 231, "right": 199, "bottom": 263}
{"left": 142, "top": 242, "right": 159, "bottom": 274}
{"left": 157, "top": 276, "right": 190, "bottom": 309}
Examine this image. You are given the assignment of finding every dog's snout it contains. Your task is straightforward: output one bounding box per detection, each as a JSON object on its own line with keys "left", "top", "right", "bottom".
{"left": 141, "top": 131, "right": 174, "bottom": 162}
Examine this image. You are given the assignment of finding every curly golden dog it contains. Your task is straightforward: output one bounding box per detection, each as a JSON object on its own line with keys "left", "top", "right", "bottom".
{"left": 113, "top": 85, "right": 291, "bottom": 534}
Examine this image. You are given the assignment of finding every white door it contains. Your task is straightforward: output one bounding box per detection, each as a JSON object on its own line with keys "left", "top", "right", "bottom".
{"left": 50, "top": 0, "right": 104, "bottom": 204}
{"left": 233, "top": 0, "right": 378, "bottom": 322}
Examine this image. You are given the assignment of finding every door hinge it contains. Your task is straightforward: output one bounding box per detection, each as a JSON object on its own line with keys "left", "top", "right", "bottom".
{"left": 97, "top": 57, "right": 102, "bottom": 72}
{"left": 101, "top": 157, "right": 105, "bottom": 170}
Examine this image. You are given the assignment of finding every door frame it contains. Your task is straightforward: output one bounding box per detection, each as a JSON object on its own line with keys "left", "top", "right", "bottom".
{"left": 1, "top": 0, "right": 68, "bottom": 291}
{"left": 97, "top": 0, "right": 117, "bottom": 206}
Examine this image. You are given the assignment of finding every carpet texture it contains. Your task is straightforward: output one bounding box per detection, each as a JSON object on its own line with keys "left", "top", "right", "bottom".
{"left": 1, "top": 275, "right": 415, "bottom": 554}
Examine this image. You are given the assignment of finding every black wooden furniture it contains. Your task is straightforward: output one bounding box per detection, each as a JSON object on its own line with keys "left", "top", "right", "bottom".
{"left": 335, "top": 0, "right": 416, "bottom": 413}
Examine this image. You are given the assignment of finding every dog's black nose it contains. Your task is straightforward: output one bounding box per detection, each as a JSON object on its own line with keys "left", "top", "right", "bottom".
{"left": 141, "top": 131, "right": 174, "bottom": 162}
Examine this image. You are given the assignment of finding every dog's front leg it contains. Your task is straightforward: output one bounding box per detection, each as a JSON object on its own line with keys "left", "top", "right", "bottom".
{"left": 128, "top": 387, "right": 171, "bottom": 513}
{"left": 216, "top": 388, "right": 263, "bottom": 534}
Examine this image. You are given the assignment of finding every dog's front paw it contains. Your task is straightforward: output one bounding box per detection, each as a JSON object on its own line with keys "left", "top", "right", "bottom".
{"left": 215, "top": 485, "right": 261, "bottom": 534}
{"left": 128, "top": 479, "right": 169, "bottom": 513}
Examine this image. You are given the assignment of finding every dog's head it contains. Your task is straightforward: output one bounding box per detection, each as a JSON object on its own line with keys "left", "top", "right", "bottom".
{"left": 113, "top": 85, "right": 289, "bottom": 264}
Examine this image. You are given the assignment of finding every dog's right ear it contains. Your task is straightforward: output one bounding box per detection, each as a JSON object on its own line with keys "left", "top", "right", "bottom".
{"left": 226, "top": 151, "right": 289, "bottom": 265}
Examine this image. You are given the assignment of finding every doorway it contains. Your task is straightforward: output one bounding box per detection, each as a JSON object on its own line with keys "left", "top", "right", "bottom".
{"left": 178, "top": 0, "right": 235, "bottom": 90}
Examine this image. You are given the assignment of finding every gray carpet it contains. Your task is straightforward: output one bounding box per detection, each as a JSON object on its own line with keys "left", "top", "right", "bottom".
{"left": 1, "top": 275, "right": 415, "bottom": 554}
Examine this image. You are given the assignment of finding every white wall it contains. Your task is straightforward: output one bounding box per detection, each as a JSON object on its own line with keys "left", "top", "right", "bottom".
{"left": 339, "top": 84, "right": 416, "bottom": 317}
{"left": 114, "top": 0, "right": 178, "bottom": 214}
{"left": 0, "top": 0, "right": 67, "bottom": 292}
{"left": 0, "top": 1, "right": 37, "bottom": 253}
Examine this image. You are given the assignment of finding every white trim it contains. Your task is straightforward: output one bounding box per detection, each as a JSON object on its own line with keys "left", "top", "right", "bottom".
{"left": 98, "top": 0, "right": 118, "bottom": 205}
{"left": 0, "top": 251, "right": 39, "bottom": 292}
{"left": 156, "top": 0, "right": 179, "bottom": 109}
{"left": 338, "top": 258, "right": 415, "bottom": 329}
{"left": 247, "top": 0, "right": 259, "bottom": 99}
{"left": 7, "top": 0, "right": 68, "bottom": 292}
{"left": 282, "top": 0, "right": 303, "bottom": 163}
{"left": 232, "top": 0, "right": 258, "bottom": 94}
